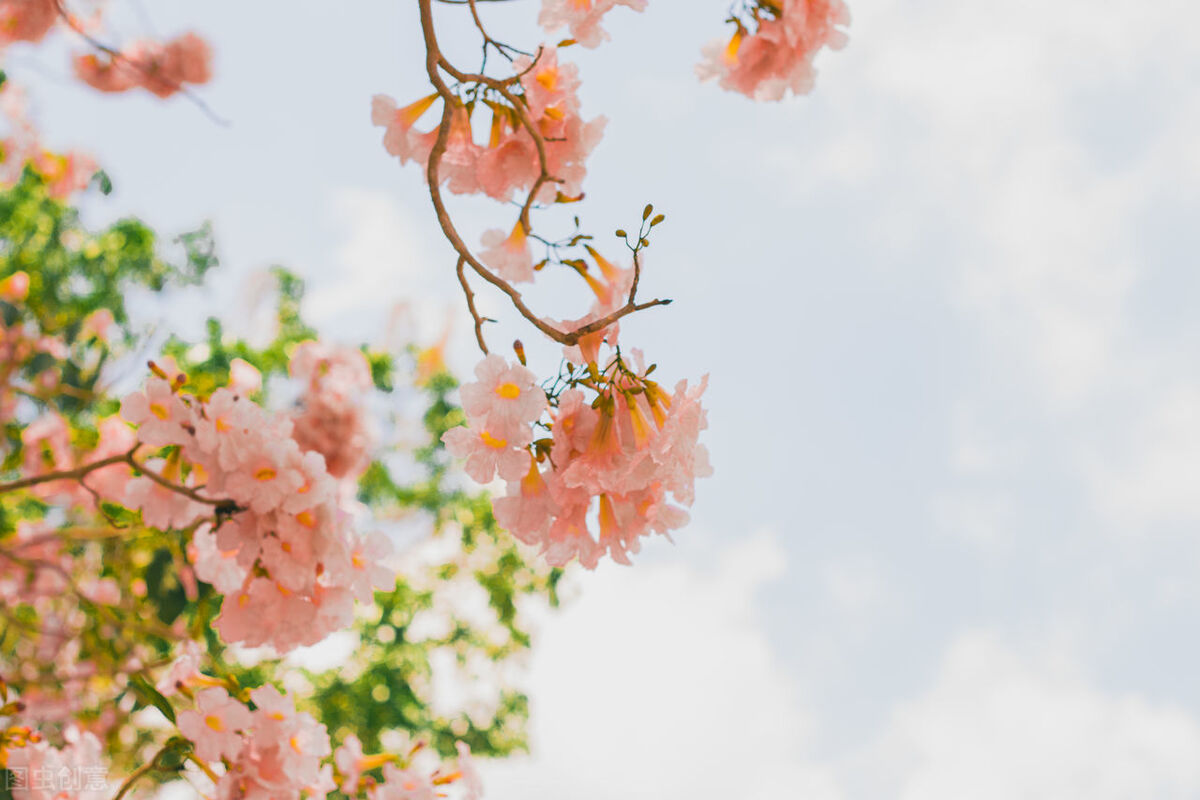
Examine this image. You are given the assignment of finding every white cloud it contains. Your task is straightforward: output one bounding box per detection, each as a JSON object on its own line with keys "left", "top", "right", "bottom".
{"left": 481, "top": 530, "right": 841, "bottom": 800}
{"left": 479, "top": 538, "right": 1200, "bottom": 800}
{"left": 769, "top": 0, "right": 1200, "bottom": 404}
{"left": 303, "top": 188, "right": 450, "bottom": 342}
{"left": 868, "top": 633, "right": 1200, "bottom": 799}
{"left": 1086, "top": 384, "right": 1200, "bottom": 528}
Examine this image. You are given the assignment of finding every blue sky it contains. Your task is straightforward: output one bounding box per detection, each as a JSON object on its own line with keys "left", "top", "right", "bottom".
{"left": 13, "top": 0, "right": 1200, "bottom": 796}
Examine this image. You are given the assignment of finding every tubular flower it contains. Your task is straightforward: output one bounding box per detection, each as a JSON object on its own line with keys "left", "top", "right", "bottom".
{"left": 697, "top": 0, "right": 850, "bottom": 101}
{"left": 479, "top": 222, "right": 535, "bottom": 284}
{"left": 538, "top": 0, "right": 649, "bottom": 49}
{"left": 373, "top": 46, "right": 603, "bottom": 204}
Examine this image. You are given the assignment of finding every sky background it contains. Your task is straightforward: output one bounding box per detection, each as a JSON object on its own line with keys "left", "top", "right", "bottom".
{"left": 11, "top": 0, "right": 1200, "bottom": 796}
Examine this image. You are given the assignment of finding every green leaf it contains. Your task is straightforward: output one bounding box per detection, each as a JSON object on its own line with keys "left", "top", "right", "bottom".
{"left": 129, "top": 675, "right": 177, "bottom": 723}
{"left": 93, "top": 169, "right": 113, "bottom": 196}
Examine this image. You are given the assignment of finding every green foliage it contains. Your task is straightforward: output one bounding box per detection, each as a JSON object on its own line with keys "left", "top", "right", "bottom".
{"left": 161, "top": 266, "right": 316, "bottom": 399}
{"left": 0, "top": 170, "right": 214, "bottom": 337}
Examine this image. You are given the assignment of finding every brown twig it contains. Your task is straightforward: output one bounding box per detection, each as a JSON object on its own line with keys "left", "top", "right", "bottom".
{"left": 416, "top": 0, "right": 672, "bottom": 354}
{"left": 0, "top": 447, "right": 242, "bottom": 513}
{"left": 456, "top": 256, "right": 491, "bottom": 354}
{"left": 0, "top": 451, "right": 130, "bottom": 494}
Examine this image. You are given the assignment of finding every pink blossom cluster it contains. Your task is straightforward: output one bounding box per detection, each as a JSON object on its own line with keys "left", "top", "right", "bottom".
{"left": 697, "top": 0, "right": 850, "bottom": 101}
{"left": 372, "top": 46, "right": 605, "bottom": 207}
{"left": 493, "top": 370, "right": 710, "bottom": 568}
{"left": 443, "top": 255, "right": 711, "bottom": 567}
{"left": 120, "top": 370, "right": 394, "bottom": 652}
{"left": 178, "top": 686, "right": 334, "bottom": 800}
{"left": 334, "top": 735, "right": 482, "bottom": 800}
{"left": 538, "top": 0, "right": 648, "bottom": 49}
{"left": 74, "top": 32, "right": 212, "bottom": 98}
{"left": 6, "top": 726, "right": 109, "bottom": 800}
{"left": 288, "top": 342, "right": 376, "bottom": 481}
{"left": 0, "top": 0, "right": 213, "bottom": 101}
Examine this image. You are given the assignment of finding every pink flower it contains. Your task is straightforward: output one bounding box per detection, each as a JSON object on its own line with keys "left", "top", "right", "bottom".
{"left": 443, "top": 421, "right": 531, "bottom": 484}
{"left": 439, "top": 103, "right": 484, "bottom": 195}
{"left": 79, "top": 308, "right": 115, "bottom": 342}
{"left": 230, "top": 358, "right": 262, "bottom": 395}
{"left": 0, "top": 0, "right": 57, "bottom": 46}
{"left": 455, "top": 742, "right": 484, "bottom": 800}
{"left": 518, "top": 47, "right": 582, "bottom": 124}
{"left": 343, "top": 532, "right": 393, "bottom": 599}
{"left": 156, "top": 640, "right": 206, "bottom": 695}
{"left": 219, "top": 437, "right": 306, "bottom": 514}
{"left": 192, "top": 522, "right": 249, "bottom": 593}
{"left": 479, "top": 222, "right": 535, "bottom": 284}
{"left": 124, "top": 458, "right": 208, "bottom": 530}
{"left": 372, "top": 93, "right": 440, "bottom": 165}
{"left": 73, "top": 52, "right": 140, "bottom": 93}
{"left": 334, "top": 734, "right": 365, "bottom": 794}
{"left": 476, "top": 128, "right": 539, "bottom": 201}
{"left": 493, "top": 455, "right": 556, "bottom": 545}
{"left": 178, "top": 687, "right": 253, "bottom": 763}
{"left": 459, "top": 354, "right": 545, "bottom": 440}
{"left": 538, "top": 0, "right": 648, "bottom": 49}
{"left": 121, "top": 378, "right": 193, "bottom": 448}
{"left": 376, "top": 764, "right": 438, "bottom": 800}
{"left": 31, "top": 149, "right": 96, "bottom": 200}
{"left": 191, "top": 388, "right": 260, "bottom": 471}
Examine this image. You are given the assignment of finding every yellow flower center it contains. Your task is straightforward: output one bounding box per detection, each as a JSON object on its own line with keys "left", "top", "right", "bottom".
{"left": 149, "top": 402, "right": 170, "bottom": 420}
{"left": 479, "top": 430, "right": 507, "bottom": 449}
{"left": 536, "top": 68, "right": 559, "bottom": 91}
{"left": 205, "top": 715, "right": 223, "bottom": 732}
{"left": 215, "top": 417, "right": 231, "bottom": 432}
{"left": 495, "top": 382, "right": 521, "bottom": 399}
{"left": 295, "top": 510, "right": 316, "bottom": 528}
{"left": 254, "top": 467, "right": 276, "bottom": 481}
